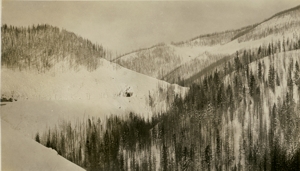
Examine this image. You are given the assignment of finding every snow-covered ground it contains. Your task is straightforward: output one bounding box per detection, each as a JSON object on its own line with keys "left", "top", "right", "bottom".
{"left": 1, "top": 120, "right": 85, "bottom": 171}
{"left": 1, "top": 100, "right": 141, "bottom": 138}
{"left": 2, "top": 58, "right": 187, "bottom": 101}
{"left": 125, "top": 7, "right": 300, "bottom": 78}
{"left": 1, "top": 58, "right": 188, "bottom": 133}
{"left": 1, "top": 57, "right": 188, "bottom": 170}
{"left": 170, "top": 44, "right": 219, "bottom": 63}
{"left": 2, "top": 7, "right": 299, "bottom": 169}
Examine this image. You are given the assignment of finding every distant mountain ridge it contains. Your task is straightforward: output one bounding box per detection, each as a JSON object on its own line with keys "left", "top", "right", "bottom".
{"left": 114, "top": 4, "right": 300, "bottom": 84}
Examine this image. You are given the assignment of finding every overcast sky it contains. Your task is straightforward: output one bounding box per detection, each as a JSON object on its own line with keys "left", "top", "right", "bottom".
{"left": 2, "top": 1, "right": 300, "bottom": 54}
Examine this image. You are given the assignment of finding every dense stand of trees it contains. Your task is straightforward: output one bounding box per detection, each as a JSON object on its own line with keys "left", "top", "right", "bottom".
{"left": 36, "top": 114, "right": 157, "bottom": 171}
{"left": 37, "top": 45, "right": 300, "bottom": 170}
{"left": 1, "top": 24, "right": 109, "bottom": 72}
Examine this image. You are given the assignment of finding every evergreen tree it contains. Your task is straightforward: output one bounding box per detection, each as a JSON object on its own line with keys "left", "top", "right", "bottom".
{"left": 35, "top": 133, "right": 40, "bottom": 143}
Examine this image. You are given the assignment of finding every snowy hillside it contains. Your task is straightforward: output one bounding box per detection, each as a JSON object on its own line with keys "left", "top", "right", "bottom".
{"left": 1, "top": 24, "right": 188, "bottom": 170}
{"left": 162, "top": 52, "right": 229, "bottom": 84}
{"left": 237, "top": 5, "right": 300, "bottom": 43}
{"left": 175, "top": 25, "right": 255, "bottom": 47}
{"left": 1, "top": 57, "right": 187, "bottom": 137}
{"left": 115, "top": 44, "right": 193, "bottom": 79}
{"left": 2, "top": 120, "right": 85, "bottom": 171}
{"left": 1, "top": 58, "right": 186, "bottom": 101}
{"left": 2, "top": 4, "right": 300, "bottom": 171}
{"left": 213, "top": 5, "right": 300, "bottom": 54}
{"left": 114, "top": 5, "right": 300, "bottom": 85}
{"left": 115, "top": 41, "right": 223, "bottom": 80}
{"left": 32, "top": 49, "right": 300, "bottom": 171}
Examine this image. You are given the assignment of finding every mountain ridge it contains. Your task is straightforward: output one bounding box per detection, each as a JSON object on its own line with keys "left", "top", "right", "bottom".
{"left": 114, "top": 4, "right": 300, "bottom": 85}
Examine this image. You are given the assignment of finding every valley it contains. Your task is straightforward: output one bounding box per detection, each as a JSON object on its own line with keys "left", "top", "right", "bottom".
{"left": 2, "top": 3, "right": 300, "bottom": 171}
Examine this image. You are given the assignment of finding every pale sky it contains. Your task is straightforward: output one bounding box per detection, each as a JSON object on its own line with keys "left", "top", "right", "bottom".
{"left": 2, "top": 1, "right": 300, "bottom": 54}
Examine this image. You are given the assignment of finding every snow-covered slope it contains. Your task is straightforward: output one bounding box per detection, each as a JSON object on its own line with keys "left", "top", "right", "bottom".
{"left": 114, "top": 6, "right": 300, "bottom": 84}
{"left": 213, "top": 6, "right": 300, "bottom": 54}
{"left": 1, "top": 58, "right": 187, "bottom": 101}
{"left": 237, "top": 5, "right": 300, "bottom": 43}
{"left": 1, "top": 58, "right": 188, "bottom": 138}
{"left": 114, "top": 41, "right": 223, "bottom": 80}
{"left": 1, "top": 120, "right": 85, "bottom": 171}
{"left": 115, "top": 44, "right": 187, "bottom": 79}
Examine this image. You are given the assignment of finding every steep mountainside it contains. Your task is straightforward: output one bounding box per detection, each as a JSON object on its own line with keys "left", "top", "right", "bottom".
{"left": 1, "top": 58, "right": 187, "bottom": 139}
{"left": 36, "top": 49, "right": 300, "bottom": 170}
{"left": 237, "top": 5, "right": 300, "bottom": 43}
{"left": 114, "top": 34, "right": 234, "bottom": 79}
{"left": 114, "top": 44, "right": 182, "bottom": 79}
{"left": 115, "top": 5, "right": 300, "bottom": 85}
{"left": 175, "top": 25, "right": 255, "bottom": 47}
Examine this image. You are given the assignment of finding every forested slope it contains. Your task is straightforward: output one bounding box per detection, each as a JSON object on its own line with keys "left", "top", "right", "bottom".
{"left": 237, "top": 5, "right": 300, "bottom": 43}
{"left": 174, "top": 25, "right": 255, "bottom": 47}
{"left": 1, "top": 24, "right": 109, "bottom": 72}
{"left": 37, "top": 48, "right": 300, "bottom": 170}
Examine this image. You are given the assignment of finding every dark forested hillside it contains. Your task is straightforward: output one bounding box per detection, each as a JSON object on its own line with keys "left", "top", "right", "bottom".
{"left": 1, "top": 24, "right": 109, "bottom": 72}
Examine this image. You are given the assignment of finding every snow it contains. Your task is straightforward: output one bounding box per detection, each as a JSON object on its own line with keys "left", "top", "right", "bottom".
{"left": 214, "top": 11, "right": 299, "bottom": 54}
{"left": 175, "top": 12, "right": 299, "bottom": 61}
{"left": 1, "top": 57, "right": 188, "bottom": 137}
{"left": 179, "top": 11, "right": 299, "bottom": 59}
{"left": 264, "top": 13, "right": 300, "bottom": 28}
{"left": 169, "top": 44, "right": 218, "bottom": 63}
{"left": 2, "top": 58, "right": 187, "bottom": 101}
{"left": 1, "top": 98, "right": 154, "bottom": 138}
{"left": 1, "top": 120, "right": 85, "bottom": 171}
{"left": 1, "top": 7, "right": 299, "bottom": 170}
{"left": 1, "top": 57, "right": 188, "bottom": 170}
{"left": 1, "top": 58, "right": 188, "bottom": 121}
{"left": 114, "top": 12, "right": 299, "bottom": 84}
{"left": 118, "top": 44, "right": 219, "bottom": 77}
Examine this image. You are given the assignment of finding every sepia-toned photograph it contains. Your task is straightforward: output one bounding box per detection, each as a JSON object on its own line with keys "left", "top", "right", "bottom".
{"left": 1, "top": 0, "right": 300, "bottom": 170}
